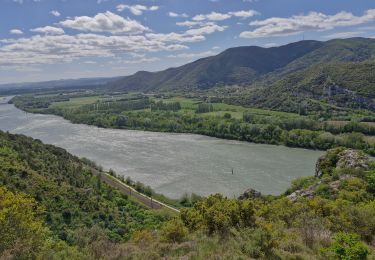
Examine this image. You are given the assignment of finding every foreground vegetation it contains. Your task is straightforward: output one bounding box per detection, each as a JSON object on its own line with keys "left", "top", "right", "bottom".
{"left": 1, "top": 130, "right": 375, "bottom": 259}
{"left": 0, "top": 131, "right": 170, "bottom": 258}
{"left": 11, "top": 92, "right": 375, "bottom": 155}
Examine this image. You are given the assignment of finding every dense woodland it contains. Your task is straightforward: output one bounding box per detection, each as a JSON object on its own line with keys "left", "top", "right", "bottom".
{"left": 1, "top": 131, "right": 375, "bottom": 259}
{"left": 0, "top": 131, "right": 169, "bottom": 258}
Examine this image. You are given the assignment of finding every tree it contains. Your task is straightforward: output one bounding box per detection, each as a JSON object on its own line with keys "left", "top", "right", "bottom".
{"left": 324, "top": 232, "right": 369, "bottom": 260}
{"left": 0, "top": 186, "right": 48, "bottom": 259}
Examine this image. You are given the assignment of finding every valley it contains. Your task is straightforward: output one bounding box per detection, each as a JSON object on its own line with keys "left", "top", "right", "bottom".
{"left": 1, "top": 35, "right": 375, "bottom": 259}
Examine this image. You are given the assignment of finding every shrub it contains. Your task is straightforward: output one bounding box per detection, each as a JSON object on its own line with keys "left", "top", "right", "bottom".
{"left": 132, "top": 230, "right": 154, "bottom": 248}
{"left": 367, "top": 171, "right": 375, "bottom": 194}
{"left": 161, "top": 218, "right": 188, "bottom": 243}
{"left": 0, "top": 187, "right": 48, "bottom": 259}
{"left": 180, "top": 194, "right": 255, "bottom": 236}
{"left": 323, "top": 232, "right": 369, "bottom": 260}
{"left": 224, "top": 113, "right": 232, "bottom": 119}
{"left": 239, "top": 228, "right": 275, "bottom": 258}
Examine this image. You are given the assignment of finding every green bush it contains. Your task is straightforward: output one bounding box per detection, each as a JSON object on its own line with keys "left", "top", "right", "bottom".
{"left": 367, "top": 171, "right": 375, "bottom": 194}
{"left": 239, "top": 228, "right": 275, "bottom": 258}
{"left": 323, "top": 232, "right": 369, "bottom": 260}
{"left": 180, "top": 194, "right": 255, "bottom": 236}
{"left": 161, "top": 218, "right": 188, "bottom": 243}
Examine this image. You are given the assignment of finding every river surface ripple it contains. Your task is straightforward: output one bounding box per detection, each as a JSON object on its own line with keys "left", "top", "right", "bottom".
{"left": 0, "top": 97, "right": 323, "bottom": 198}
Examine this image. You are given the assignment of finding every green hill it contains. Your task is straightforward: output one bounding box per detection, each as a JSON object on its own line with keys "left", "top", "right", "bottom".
{"left": 108, "top": 40, "right": 323, "bottom": 91}
{"left": 239, "top": 60, "right": 375, "bottom": 112}
{"left": 0, "top": 131, "right": 167, "bottom": 258}
{"left": 108, "top": 38, "right": 375, "bottom": 113}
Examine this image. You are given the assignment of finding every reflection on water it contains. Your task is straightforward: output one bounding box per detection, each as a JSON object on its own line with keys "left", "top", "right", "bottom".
{"left": 0, "top": 97, "right": 323, "bottom": 198}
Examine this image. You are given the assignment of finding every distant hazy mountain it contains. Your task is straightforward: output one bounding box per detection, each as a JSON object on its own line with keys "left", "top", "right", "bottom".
{"left": 0, "top": 77, "right": 118, "bottom": 94}
{"left": 108, "top": 37, "right": 375, "bottom": 112}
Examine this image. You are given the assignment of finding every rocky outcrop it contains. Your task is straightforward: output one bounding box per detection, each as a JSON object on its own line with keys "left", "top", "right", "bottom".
{"left": 239, "top": 188, "right": 262, "bottom": 200}
{"left": 287, "top": 182, "right": 320, "bottom": 202}
{"left": 287, "top": 175, "right": 352, "bottom": 202}
{"left": 322, "top": 84, "right": 375, "bottom": 111}
{"left": 315, "top": 148, "right": 369, "bottom": 178}
{"left": 336, "top": 149, "right": 369, "bottom": 170}
{"left": 289, "top": 149, "right": 370, "bottom": 202}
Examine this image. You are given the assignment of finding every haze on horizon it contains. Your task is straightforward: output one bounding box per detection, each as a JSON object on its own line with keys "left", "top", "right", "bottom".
{"left": 1, "top": 0, "right": 375, "bottom": 84}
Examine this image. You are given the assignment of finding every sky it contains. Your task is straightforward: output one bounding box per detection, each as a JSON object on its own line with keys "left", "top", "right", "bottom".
{"left": 0, "top": 0, "right": 375, "bottom": 84}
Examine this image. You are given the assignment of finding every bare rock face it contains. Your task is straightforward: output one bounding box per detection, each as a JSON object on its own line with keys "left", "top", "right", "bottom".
{"left": 336, "top": 149, "right": 369, "bottom": 170}
{"left": 239, "top": 188, "right": 261, "bottom": 200}
{"left": 315, "top": 148, "right": 369, "bottom": 178}
{"left": 289, "top": 149, "right": 369, "bottom": 202}
{"left": 287, "top": 182, "right": 319, "bottom": 202}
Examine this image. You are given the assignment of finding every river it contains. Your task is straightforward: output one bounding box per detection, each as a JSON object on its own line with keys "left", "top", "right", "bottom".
{"left": 0, "top": 97, "right": 323, "bottom": 198}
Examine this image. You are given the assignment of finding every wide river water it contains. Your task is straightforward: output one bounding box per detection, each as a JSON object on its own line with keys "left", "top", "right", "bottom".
{"left": 0, "top": 97, "right": 323, "bottom": 198}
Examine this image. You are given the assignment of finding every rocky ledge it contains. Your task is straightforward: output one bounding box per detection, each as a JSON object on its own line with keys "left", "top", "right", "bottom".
{"left": 289, "top": 148, "right": 370, "bottom": 202}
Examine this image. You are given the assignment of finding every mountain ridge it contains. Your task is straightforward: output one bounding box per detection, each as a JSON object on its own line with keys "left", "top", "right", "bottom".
{"left": 108, "top": 39, "right": 324, "bottom": 91}
{"left": 108, "top": 37, "right": 375, "bottom": 112}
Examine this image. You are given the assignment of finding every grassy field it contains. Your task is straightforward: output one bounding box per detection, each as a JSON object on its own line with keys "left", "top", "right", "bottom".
{"left": 50, "top": 96, "right": 101, "bottom": 108}
{"left": 49, "top": 94, "right": 302, "bottom": 120}
{"left": 155, "top": 97, "right": 302, "bottom": 119}
{"left": 50, "top": 93, "right": 138, "bottom": 108}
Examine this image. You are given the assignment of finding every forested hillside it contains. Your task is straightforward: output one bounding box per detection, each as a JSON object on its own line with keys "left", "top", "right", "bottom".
{"left": 239, "top": 60, "right": 375, "bottom": 113}
{"left": 108, "top": 38, "right": 375, "bottom": 113}
{"left": 0, "top": 131, "right": 168, "bottom": 258}
{"left": 108, "top": 40, "right": 323, "bottom": 91}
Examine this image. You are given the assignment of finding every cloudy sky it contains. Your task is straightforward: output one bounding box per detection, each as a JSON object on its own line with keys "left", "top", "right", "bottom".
{"left": 1, "top": 0, "right": 374, "bottom": 84}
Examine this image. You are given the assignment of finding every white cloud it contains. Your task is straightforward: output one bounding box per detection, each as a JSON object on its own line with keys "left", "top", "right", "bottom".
{"left": 240, "top": 9, "right": 375, "bottom": 38}
{"left": 1, "top": 9, "right": 228, "bottom": 70}
{"left": 83, "top": 61, "right": 97, "bottom": 64}
{"left": 116, "top": 4, "right": 159, "bottom": 15}
{"left": 193, "top": 12, "right": 231, "bottom": 21}
{"left": 114, "top": 57, "right": 160, "bottom": 64}
{"left": 50, "top": 10, "right": 61, "bottom": 17}
{"left": 229, "top": 10, "right": 259, "bottom": 18}
{"left": 168, "top": 50, "right": 216, "bottom": 59}
{"left": 322, "top": 31, "right": 364, "bottom": 39}
{"left": 168, "top": 12, "right": 189, "bottom": 18}
{"left": 0, "top": 31, "right": 192, "bottom": 67}
{"left": 10, "top": 29, "right": 23, "bottom": 35}
{"left": 0, "top": 16, "right": 227, "bottom": 67}
{"left": 11, "top": 0, "right": 40, "bottom": 3}
{"left": 263, "top": 43, "right": 278, "bottom": 48}
{"left": 31, "top": 26, "right": 65, "bottom": 35}
{"left": 60, "top": 11, "right": 148, "bottom": 34}
{"left": 185, "top": 23, "right": 226, "bottom": 36}
{"left": 176, "top": 21, "right": 200, "bottom": 27}
{"left": 149, "top": 6, "right": 159, "bottom": 11}
{"left": 146, "top": 23, "right": 226, "bottom": 43}
{"left": 192, "top": 10, "right": 258, "bottom": 21}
